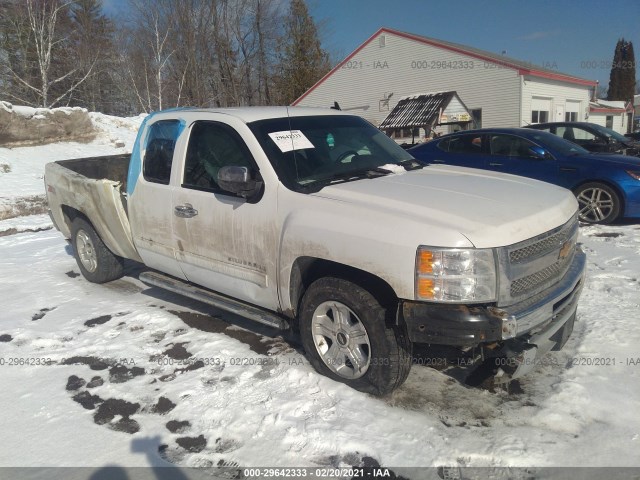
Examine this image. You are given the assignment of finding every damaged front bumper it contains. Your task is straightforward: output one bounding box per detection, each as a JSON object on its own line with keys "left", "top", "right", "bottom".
{"left": 400, "top": 247, "right": 586, "bottom": 383}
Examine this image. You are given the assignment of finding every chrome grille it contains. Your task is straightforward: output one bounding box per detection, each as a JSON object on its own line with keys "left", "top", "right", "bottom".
{"left": 509, "top": 225, "right": 575, "bottom": 264}
{"left": 510, "top": 251, "right": 574, "bottom": 297}
{"left": 497, "top": 215, "right": 579, "bottom": 306}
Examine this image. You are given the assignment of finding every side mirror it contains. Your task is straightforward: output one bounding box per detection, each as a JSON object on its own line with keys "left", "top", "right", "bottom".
{"left": 527, "top": 146, "right": 549, "bottom": 159}
{"left": 217, "top": 166, "right": 263, "bottom": 200}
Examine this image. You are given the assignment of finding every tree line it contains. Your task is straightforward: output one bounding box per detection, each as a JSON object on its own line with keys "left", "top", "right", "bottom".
{"left": 0, "top": 0, "right": 331, "bottom": 115}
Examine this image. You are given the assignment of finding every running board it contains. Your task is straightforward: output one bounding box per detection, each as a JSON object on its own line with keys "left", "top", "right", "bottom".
{"left": 139, "top": 271, "right": 289, "bottom": 330}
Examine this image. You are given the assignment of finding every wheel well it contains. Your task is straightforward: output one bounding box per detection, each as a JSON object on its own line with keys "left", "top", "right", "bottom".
{"left": 289, "top": 257, "right": 399, "bottom": 324}
{"left": 60, "top": 205, "right": 89, "bottom": 232}
{"left": 572, "top": 179, "right": 625, "bottom": 213}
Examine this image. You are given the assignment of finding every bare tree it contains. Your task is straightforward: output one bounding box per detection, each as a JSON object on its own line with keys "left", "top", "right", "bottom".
{"left": 3, "top": 0, "right": 96, "bottom": 107}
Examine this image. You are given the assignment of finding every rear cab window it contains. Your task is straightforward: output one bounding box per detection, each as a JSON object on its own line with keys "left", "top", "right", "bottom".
{"left": 143, "top": 120, "right": 182, "bottom": 184}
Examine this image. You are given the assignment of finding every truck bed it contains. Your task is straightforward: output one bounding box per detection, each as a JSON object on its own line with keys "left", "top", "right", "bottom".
{"left": 45, "top": 154, "right": 142, "bottom": 262}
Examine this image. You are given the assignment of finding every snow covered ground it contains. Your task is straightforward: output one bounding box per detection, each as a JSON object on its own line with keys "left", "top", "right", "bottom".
{"left": 0, "top": 112, "right": 639, "bottom": 478}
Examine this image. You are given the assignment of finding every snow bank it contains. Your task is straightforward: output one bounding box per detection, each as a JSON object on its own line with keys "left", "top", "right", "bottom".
{"left": 0, "top": 101, "right": 95, "bottom": 146}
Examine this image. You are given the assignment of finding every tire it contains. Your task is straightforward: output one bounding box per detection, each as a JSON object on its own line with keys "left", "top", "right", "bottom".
{"left": 299, "top": 277, "right": 412, "bottom": 395}
{"left": 71, "top": 217, "right": 124, "bottom": 283}
{"left": 575, "top": 182, "right": 621, "bottom": 224}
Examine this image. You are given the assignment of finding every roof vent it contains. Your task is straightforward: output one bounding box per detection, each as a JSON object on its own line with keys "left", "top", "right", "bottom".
{"left": 379, "top": 35, "right": 386, "bottom": 47}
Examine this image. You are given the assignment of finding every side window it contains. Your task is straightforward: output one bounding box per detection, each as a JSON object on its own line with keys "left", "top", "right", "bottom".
{"left": 490, "top": 135, "right": 536, "bottom": 157}
{"left": 572, "top": 127, "right": 596, "bottom": 141}
{"left": 143, "top": 120, "right": 181, "bottom": 185}
{"left": 183, "top": 121, "right": 254, "bottom": 193}
{"left": 446, "top": 134, "right": 483, "bottom": 154}
{"left": 556, "top": 126, "right": 574, "bottom": 141}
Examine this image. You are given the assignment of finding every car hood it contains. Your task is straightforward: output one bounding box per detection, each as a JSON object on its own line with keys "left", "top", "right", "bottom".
{"left": 313, "top": 165, "right": 578, "bottom": 248}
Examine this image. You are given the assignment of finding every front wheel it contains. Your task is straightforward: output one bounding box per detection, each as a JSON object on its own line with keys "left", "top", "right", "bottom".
{"left": 575, "top": 182, "right": 621, "bottom": 224}
{"left": 299, "top": 277, "right": 412, "bottom": 395}
{"left": 71, "top": 217, "right": 124, "bottom": 283}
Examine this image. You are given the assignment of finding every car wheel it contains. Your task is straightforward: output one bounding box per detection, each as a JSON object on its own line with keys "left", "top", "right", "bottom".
{"left": 71, "top": 217, "right": 124, "bottom": 283}
{"left": 575, "top": 182, "right": 621, "bottom": 224}
{"left": 299, "top": 277, "right": 412, "bottom": 395}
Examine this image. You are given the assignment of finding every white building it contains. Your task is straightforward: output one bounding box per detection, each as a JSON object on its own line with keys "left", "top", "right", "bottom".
{"left": 587, "top": 99, "right": 633, "bottom": 134}
{"left": 294, "top": 28, "right": 598, "bottom": 140}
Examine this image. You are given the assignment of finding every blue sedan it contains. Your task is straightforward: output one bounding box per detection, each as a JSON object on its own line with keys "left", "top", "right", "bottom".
{"left": 409, "top": 128, "right": 640, "bottom": 224}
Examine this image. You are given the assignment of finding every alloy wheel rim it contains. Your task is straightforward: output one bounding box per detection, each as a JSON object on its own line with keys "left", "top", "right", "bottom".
{"left": 577, "top": 187, "right": 614, "bottom": 223}
{"left": 311, "top": 301, "right": 371, "bottom": 379}
{"left": 76, "top": 230, "right": 98, "bottom": 272}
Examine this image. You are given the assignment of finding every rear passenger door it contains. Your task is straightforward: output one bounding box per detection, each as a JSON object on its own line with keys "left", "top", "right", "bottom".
{"left": 129, "top": 118, "right": 187, "bottom": 280}
{"left": 432, "top": 133, "right": 489, "bottom": 169}
{"left": 486, "top": 134, "right": 558, "bottom": 184}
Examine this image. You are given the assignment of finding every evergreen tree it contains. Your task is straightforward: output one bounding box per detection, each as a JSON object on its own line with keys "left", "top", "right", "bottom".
{"left": 607, "top": 38, "right": 636, "bottom": 102}
{"left": 69, "top": 0, "right": 117, "bottom": 112}
{"left": 274, "top": 0, "right": 330, "bottom": 105}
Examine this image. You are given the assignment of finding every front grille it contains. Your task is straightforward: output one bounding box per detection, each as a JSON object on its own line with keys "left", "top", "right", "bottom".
{"left": 509, "top": 224, "right": 575, "bottom": 264}
{"left": 498, "top": 215, "right": 579, "bottom": 306}
{"left": 510, "top": 251, "right": 574, "bottom": 296}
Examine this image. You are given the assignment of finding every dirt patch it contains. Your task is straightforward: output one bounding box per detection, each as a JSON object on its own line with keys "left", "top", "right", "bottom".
{"left": 0, "top": 334, "right": 12, "bottom": 342}
{"left": 162, "top": 342, "right": 193, "bottom": 360}
{"left": 61, "top": 356, "right": 112, "bottom": 370}
{"left": 169, "top": 310, "right": 281, "bottom": 355}
{"left": 591, "top": 232, "right": 624, "bottom": 238}
{"left": 0, "top": 195, "right": 48, "bottom": 221}
{"left": 66, "top": 375, "right": 86, "bottom": 391}
{"left": 94, "top": 398, "right": 140, "bottom": 426}
{"left": 72, "top": 391, "right": 104, "bottom": 410}
{"left": 32, "top": 307, "right": 56, "bottom": 321}
{"left": 65, "top": 271, "right": 80, "bottom": 278}
{"left": 0, "top": 164, "right": 10, "bottom": 173}
{"left": 176, "top": 435, "right": 207, "bottom": 453}
{"left": 109, "top": 364, "right": 145, "bottom": 383}
{"left": 0, "top": 226, "right": 52, "bottom": 237}
{"left": 169, "top": 310, "right": 228, "bottom": 334}
{"left": 87, "top": 376, "right": 104, "bottom": 388}
{"left": 0, "top": 103, "right": 95, "bottom": 146}
{"left": 166, "top": 420, "right": 190, "bottom": 433}
{"left": 84, "top": 315, "right": 113, "bottom": 327}
{"left": 150, "top": 396, "right": 176, "bottom": 415}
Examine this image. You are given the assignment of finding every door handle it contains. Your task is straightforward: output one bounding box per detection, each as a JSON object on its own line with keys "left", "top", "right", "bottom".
{"left": 174, "top": 204, "right": 198, "bottom": 218}
{"left": 560, "top": 167, "right": 577, "bottom": 172}
{"left": 489, "top": 162, "right": 503, "bottom": 166}
{"left": 432, "top": 159, "right": 446, "bottom": 163}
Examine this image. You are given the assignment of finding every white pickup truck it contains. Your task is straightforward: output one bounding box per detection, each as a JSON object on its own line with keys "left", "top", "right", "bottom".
{"left": 45, "top": 107, "right": 586, "bottom": 395}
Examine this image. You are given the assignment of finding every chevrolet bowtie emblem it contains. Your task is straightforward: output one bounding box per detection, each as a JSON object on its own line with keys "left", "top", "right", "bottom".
{"left": 558, "top": 240, "right": 572, "bottom": 260}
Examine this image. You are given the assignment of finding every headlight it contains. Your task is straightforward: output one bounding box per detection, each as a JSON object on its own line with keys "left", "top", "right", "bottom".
{"left": 415, "top": 246, "right": 497, "bottom": 303}
{"left": 626, "top": 170, "right": 640, "bottom": 181}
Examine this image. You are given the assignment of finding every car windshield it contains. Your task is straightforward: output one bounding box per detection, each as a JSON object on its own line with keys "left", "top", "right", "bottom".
{"left": 248, "top": 114, "right": 415, "bottom": 192}
{"left": 526, "top": 130, "right": 591, "bottom": 156}
{"left": 588, "top": 123, "right": 629, "bottom": 143}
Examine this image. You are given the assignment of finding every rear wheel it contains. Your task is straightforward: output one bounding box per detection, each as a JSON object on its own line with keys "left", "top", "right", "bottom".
{"left": 71, "top": 217, "right": 124, "bottom": 283}
{"left": 575, "top": 182, "right": 621, "bottom": 224}
{"left": 299, "top": 277, "right": 412, "bottom": 395}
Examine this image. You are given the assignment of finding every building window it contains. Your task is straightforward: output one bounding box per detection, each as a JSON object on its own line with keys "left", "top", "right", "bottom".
{"left": 565, "top": 112, "right": 578, "bottom": 122}
{"left": 471, "top": 109, "right": 482, "bottom": 129}
{"left": 531, "top": 110, "right": 549, "bottom": 124}
{"left": 606, "top": 116, "right": 613, "bottom": 129}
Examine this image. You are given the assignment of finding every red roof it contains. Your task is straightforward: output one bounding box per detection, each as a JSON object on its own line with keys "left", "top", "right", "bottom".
{"left": 293, "top": 27, "right": 597, "bottom": 106}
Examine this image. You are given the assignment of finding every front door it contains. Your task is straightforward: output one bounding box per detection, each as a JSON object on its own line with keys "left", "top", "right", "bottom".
{"left": 171, "top": 120, "right": 279, "bottom": 310}
{"left": 485, "top": 133, "right": 558, "bottom": 184}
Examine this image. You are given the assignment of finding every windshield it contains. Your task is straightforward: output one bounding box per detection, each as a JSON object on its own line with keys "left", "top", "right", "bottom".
{"left": 527, "top": 130, "right": 591, "bottom": 156}
{"left": 588, "top": 123, "right": 629, "bottom": 143}
{"left": 248, "top": 115, "right": 415, "bottom": 192}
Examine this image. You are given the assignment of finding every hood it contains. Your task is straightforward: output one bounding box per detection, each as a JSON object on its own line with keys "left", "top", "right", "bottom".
{"left": 313, "top": 165, "right": 578, "bottom": 248}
